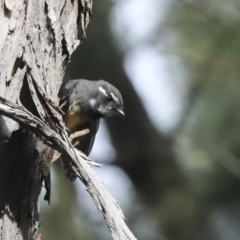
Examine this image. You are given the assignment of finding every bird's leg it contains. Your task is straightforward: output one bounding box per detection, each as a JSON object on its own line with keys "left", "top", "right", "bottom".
{"left": 69, "top": 128, "right": 90, "bottom": 142}
{"left": 51, "top": 128, "right": 90, "bottom": 162}
{"left": 70, "top": 129, "right": 90, "bottom": 147}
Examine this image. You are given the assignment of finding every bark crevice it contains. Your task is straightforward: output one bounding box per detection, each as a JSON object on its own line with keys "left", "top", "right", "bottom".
{"left": 0, "top": 1, "right": 136, "bottom": 239}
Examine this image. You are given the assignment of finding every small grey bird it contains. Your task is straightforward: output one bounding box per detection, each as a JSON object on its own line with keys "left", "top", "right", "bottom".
{"left": 58, "top": 79, "right": 124, "bottom": 156}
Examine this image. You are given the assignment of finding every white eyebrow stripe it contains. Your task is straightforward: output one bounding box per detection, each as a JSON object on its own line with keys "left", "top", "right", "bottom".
{"left": 98, "top": 86, "right": 107, "bottom": 96}
{"left": 111, "top": 93, "right": 119, "bottom": 103}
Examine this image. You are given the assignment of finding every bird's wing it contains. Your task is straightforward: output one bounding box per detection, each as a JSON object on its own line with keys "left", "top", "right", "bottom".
{"left": 76, "top": 119, "right": 100, "bottom": 156}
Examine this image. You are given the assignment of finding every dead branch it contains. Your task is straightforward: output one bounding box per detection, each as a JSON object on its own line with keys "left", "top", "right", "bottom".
{"left": 0, "top": 96, "right": 137, "bottom": 240}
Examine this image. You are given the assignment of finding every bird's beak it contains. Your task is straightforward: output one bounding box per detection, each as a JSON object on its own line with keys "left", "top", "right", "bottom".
{"left": 116, "top": 108, "right": 125, "bottom": 117}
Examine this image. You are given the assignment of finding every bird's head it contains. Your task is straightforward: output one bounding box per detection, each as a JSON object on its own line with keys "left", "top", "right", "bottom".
{"left": 88, "top": 80, "right": 124, "bottom": 119}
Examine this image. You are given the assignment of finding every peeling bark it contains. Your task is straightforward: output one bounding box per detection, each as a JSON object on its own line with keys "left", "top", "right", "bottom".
{"left": 0, "top": 96, "right": 136, "bottom": 240}
{"left": 0, "top": 0, "right": 136, "bottom": 240}
{"left": 0, "top": 0, "right": 81, "bottom": 239}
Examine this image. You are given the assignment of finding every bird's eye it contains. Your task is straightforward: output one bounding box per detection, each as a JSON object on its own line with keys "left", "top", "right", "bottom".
{"left": 106, "top": 95, "right": 113, "bottom": 102}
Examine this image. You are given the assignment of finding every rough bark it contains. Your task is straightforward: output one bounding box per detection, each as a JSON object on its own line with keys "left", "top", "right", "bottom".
{"left": 0, "top": 97, "right": 136, "bottom": 240}
{"left": 0, "top": 1, "right": 136, "bottom": 240}
{"left": 0, "top": 1, "right": 80, "bottom": 239}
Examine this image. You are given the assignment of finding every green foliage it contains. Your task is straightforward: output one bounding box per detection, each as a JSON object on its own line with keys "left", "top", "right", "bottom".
{"left": 166, "top": 1, "right": 240, "bottom": 239}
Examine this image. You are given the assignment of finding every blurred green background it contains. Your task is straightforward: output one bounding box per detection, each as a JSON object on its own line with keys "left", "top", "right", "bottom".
{"left": 40, "top": 1, "right": 240, "bottom": 239}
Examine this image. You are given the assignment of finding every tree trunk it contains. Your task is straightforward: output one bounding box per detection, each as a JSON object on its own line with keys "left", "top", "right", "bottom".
{"left": 0, "top": 1, "right": 82, "bottom": 239}
{"left": 0, "top": 1, "right": 137, "bottom": 240}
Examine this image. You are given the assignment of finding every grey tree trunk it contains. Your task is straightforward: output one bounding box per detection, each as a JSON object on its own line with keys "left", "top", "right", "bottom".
{"left": 0, "top": 0, "right": 137, "bottom": 240}
{"left": 0, "top": 1, "right": 136, "bottom": 240}
{"left": 0, "top": 1, "right": 87, "bottom": 239}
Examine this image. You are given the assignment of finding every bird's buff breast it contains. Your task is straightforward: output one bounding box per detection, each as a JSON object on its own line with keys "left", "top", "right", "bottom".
{"left": 65, "top": 112, "right": 89, "bottom": 132}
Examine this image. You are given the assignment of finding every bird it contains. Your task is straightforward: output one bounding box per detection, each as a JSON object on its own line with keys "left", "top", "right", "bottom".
{"left": 58, "top": 79, "right": 124, "bottom": 156}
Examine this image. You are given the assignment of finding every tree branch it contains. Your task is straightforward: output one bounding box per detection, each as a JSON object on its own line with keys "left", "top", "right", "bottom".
{"left": 0, "top": 96, "right": 137, "bottom": 240}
